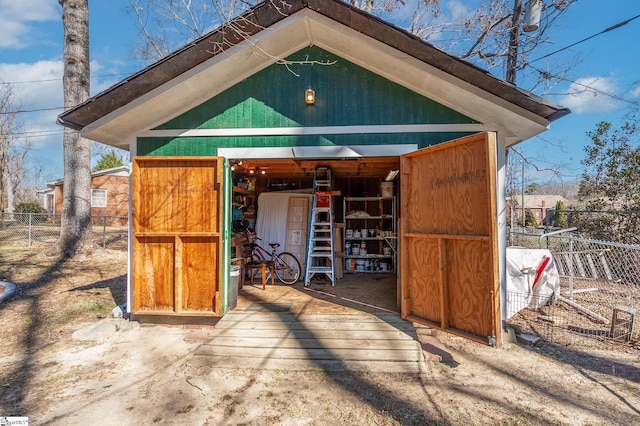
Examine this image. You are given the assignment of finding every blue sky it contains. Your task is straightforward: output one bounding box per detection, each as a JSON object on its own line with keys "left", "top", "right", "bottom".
{"left": 1, "top": 0, "right": 639, "bottom": 185}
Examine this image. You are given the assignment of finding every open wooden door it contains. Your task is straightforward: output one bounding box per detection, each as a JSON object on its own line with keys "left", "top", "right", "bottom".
{"left": 132, "top": 157, "right": 224, "bottom": 317}
{"left": 400, "top": 132, "right": 501, "bottom": 346}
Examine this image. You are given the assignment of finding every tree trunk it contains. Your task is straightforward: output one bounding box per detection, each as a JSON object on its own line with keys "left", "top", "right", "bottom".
{"left": 58, "top": 0, "right": 94, "bottom": 257}
{"left": 0, "top": 151, "right": 5, "bottom": 213}
{"left": 5, "top": 171, "right": 14, "bottom": 213}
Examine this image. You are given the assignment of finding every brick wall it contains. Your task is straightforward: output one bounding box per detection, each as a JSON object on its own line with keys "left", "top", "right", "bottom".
{"left": 52, "top": 175, "right": 129, "bottom": 219}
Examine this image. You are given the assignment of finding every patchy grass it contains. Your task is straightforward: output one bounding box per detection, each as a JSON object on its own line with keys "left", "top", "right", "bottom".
{"left": 0, "top": 246, "right": 127, "bottom": 358}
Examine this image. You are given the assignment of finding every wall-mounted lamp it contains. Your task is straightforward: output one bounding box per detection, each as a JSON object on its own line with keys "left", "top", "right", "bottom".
{"left": 305, "top": 86, "right": 315, "bottom": 105}
{"left": 385, "top": 168, "right": 399, "bottom": 181}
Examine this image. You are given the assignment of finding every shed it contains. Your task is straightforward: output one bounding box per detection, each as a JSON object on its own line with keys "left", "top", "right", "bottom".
{"left": 57, "top": 0, "right": 569, "bottom": 346}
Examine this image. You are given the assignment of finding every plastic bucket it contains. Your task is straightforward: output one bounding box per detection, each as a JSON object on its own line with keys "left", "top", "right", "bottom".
{"left": 381, "top": 181, "right": 394, "bottom": 198}
{"left": 355, "top": 259, "right": 366, "bottom": 271}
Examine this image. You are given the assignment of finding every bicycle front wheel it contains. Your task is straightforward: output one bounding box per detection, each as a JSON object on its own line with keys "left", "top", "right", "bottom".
{"left": 273, "top": 252, "right": 301, "bottom": 285}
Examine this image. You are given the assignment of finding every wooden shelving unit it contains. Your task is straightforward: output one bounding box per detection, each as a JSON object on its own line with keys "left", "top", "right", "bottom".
{"left": 343, "top": 196, "right": 396, "bottom": 273}
{"left": 232, "top": 186, "right": 255, "bottom": 208}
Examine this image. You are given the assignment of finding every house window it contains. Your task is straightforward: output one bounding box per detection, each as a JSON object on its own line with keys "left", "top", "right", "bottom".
{"left": 91, "top": 189, "right": 107, "bottom": 207}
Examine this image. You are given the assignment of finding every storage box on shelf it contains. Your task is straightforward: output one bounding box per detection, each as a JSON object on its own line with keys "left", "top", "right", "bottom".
{"left": 232, "top": 185, "right": 255, "bottom": 208}
{"left": 343, "top": 196, "right": 396, "bottom": 273}
{"left": 233, "top": 185, "right": 256, "bottom": 229}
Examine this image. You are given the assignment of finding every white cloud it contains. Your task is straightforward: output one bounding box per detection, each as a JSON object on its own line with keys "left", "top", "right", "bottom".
{"left": 446, "top": 0, "right": 473, "bottom": 21}
{"left": 0, "top": 60, "right": 63, "bottom": 162}
{"left": 0, "top": 58, "right": 120, "bottom": 178}
{"left": 0, "top": 0, "right": 59, "bottom": 49}
{"left": 631, "top": 85, "right": 640, "bottom": 99}
{"left": 558, "top": 76, "right": 622, "bottom": 114}
{"left": 0, "top": 60, "right": 62, "bottom": 111}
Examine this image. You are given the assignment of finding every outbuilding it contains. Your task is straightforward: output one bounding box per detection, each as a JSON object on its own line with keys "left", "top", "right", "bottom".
{"left": 58, "top": 0, "right": 569, "bottom": 346}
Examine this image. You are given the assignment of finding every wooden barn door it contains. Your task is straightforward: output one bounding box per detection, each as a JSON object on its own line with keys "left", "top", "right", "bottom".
{"left": 132, "top": 157, "right": 224, "bottom": 317}
{"left": 400, "top": 132, "right": 501, "bottom": 346}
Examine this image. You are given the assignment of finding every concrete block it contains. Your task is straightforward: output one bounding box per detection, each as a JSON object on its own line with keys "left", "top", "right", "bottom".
{"left": 516, "top": 333, "right": 541, "bottom": 345}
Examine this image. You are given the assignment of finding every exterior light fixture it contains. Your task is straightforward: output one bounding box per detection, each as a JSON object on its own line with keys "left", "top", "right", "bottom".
{"left": 305, "top": 86, "right": 315, "bottom": 105}
{"left": 385, "top": 169, "right": 399, "bottom": 181}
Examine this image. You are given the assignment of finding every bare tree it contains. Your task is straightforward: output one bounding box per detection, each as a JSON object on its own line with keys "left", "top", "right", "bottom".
{"left": 58, "top": 0, "right": 94, "bottom": 257}
{"left": 128, "top": 0, "right": 249, "bottom": 61}
{"left": 0, "top": 82, "right": 18, "bottom": 213}
{"left": 0, "top": 82, "right": 33, "bottom": 214}
{"left": 5, "top": 137, "right": 33, "bottom": 212}
{"left": 416, "top": 1, "right": 578, "bottom": 191}
{"left": 409, "top": 0, "right": 578, "bottom": 90}
{"left": 127, "top": 0, "right": 443, "bottom": 62}
{"left": 13, "top": 161, "right": 48, "bottom": 207}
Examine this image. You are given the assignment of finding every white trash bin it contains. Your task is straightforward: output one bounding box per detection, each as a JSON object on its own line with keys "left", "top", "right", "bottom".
{"left": 229, "top": 265, "right": 241, "bottom": 310}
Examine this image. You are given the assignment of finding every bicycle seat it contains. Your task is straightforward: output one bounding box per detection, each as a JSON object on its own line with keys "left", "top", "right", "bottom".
{"left": 269, "top": 243, "right": 280, "bottom": 249}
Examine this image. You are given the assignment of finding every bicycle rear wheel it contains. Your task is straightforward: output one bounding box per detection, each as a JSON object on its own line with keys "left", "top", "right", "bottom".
{"left": 273, "top": 252, "right": 301, "bottom": 285}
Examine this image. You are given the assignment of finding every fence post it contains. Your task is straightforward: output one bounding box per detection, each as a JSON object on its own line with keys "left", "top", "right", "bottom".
{"left": 28, "top": 213, "right": 32, "bottom": 247}
{"left": 103, "top": 216, "right": 107, "bottom": 248}
{"left": 568, "top": 236, "right": 574, "bottom": 301}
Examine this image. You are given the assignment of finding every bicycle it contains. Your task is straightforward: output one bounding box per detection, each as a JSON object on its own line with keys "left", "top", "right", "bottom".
{"left": 249, "top": 237, "right": 301, "bottom": 285}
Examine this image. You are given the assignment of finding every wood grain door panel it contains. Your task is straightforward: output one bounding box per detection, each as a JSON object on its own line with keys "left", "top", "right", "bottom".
{"left": 132, "top": 157, "right": 224, "bottom": 317}
{"left": 400, "top": 133, "right": 500, "bottom": 346}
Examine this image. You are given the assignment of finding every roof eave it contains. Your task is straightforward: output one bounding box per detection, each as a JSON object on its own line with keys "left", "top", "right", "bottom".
{"left": 57, "top": 0, "right": 569, "bottom": 141}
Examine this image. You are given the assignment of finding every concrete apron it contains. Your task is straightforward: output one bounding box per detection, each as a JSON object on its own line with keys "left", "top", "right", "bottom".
{"left": 190, "top": 274, "right": 431, "bottom": 373}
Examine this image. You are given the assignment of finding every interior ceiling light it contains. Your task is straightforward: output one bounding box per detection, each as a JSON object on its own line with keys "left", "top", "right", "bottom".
{"left": 230, "top": 159, "right": 245, "bottom": 172}
{"left": 385, "top": 169, "right": 399, "bottom": 181}
{"left": 305, "top": 86, "right": 315, "bottom": 105}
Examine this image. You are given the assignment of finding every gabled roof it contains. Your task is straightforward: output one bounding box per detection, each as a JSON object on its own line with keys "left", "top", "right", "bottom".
{"left": 46, "top": 165, "right": 130, "bottom": 187}
{"left": 509, "top": 195, "right": 570, "bottom": 209}
{"left": 57, "top": 0, "right": 569, "bottom": 149}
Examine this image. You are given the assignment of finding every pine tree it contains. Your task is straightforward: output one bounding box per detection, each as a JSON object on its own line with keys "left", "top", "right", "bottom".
{"left": 92, "top": 149, "right": 124, "bottom": 172}
{"left": 554, "top": 200, "right": 568, "bottom": 228}
{"left": 525, "top": 209, "right": 538, "bottom": 227}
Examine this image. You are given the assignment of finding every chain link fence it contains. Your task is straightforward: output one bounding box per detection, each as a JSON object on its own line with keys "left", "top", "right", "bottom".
{"left": 0, "top": 212, "right": 128, "bottom": 251}
{"left": 508, "top": 228, "right": 640, "bottom": 350}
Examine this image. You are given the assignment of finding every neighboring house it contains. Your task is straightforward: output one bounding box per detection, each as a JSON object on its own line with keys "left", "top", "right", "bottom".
{"left": 40, "top": 166, "right": 130, "bottom": 222}
{"left": 508, "top": 195, "right": 570, "bottom": 226}
{"left": 57, "top": 0, "right": 569, "bottom": 347}
{"left": 37, "top": 186, "right": 55, "bottom": 214}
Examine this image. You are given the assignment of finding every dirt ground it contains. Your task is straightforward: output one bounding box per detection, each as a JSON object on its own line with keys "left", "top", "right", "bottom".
{"left": 1, "top": 246, "right": 639, "bottom": 425}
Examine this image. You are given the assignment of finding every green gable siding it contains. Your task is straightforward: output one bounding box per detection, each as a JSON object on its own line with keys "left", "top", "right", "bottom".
{"left": 156, "top": 46, "right": 476, "bottom": 130}
{"left": 139, "top": 46, "right": 478, "bottom": 155}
